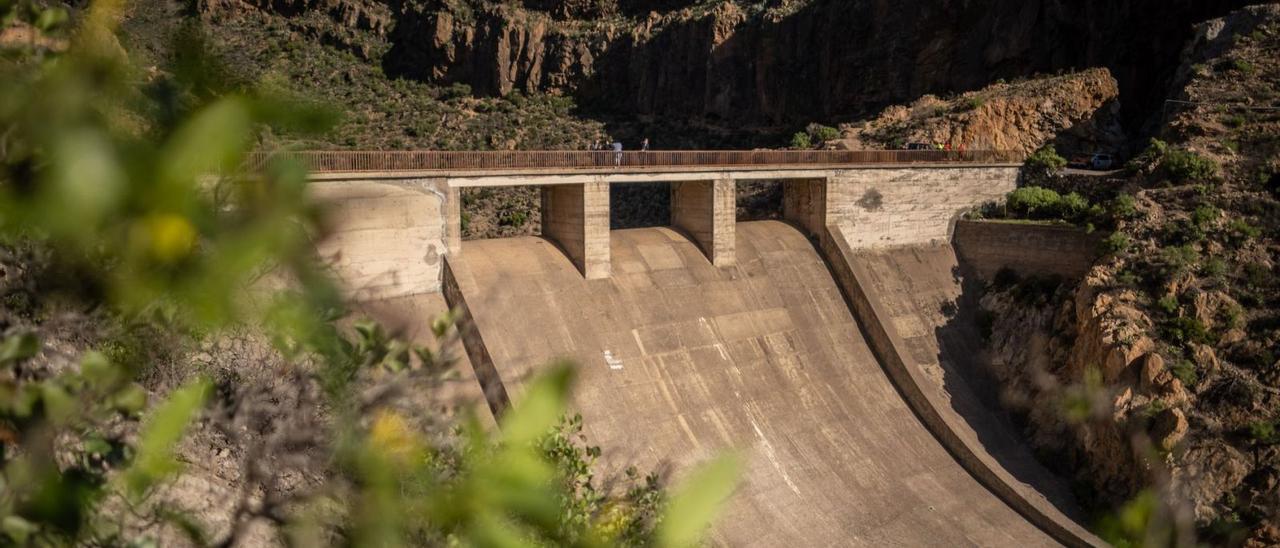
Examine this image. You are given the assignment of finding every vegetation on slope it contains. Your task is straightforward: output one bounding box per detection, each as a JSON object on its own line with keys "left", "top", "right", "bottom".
{"left": 0, "top": 2, "right": 737, "bottom": 544}
{"left": 975, "top": 7, "right": 1280, "bottom": 545}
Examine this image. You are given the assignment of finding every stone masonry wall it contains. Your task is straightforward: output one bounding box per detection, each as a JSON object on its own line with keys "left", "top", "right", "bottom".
{"left": 830, "top": 167, "right": 1019, "bottom": 248}
{"left": 309, "top": 178, "right": 451, "bottom": 300}
{"left": 952, "top": 220, "right": 1103, "bottom": 281}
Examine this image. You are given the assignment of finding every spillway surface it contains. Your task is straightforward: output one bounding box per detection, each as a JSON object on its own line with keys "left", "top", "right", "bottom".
{"left": 452, "top": 221, "right": 1056, "bottom": 546}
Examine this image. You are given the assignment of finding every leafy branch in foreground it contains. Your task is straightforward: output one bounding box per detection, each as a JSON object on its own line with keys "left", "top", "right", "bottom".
{"left": 0, "top": 1, "right": 739, "bottom": 545}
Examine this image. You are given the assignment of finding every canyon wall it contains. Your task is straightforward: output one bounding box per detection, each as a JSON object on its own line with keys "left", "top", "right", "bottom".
{"left": 382, "top": 0, "right": 1254, "bottom": 128}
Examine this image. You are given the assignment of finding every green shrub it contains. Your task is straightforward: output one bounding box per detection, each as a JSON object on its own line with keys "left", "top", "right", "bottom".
{"left": 1170, "top": 358, "right": 1199, "bottom": 387}
{"left": 1058, "top": 192, "right": 1090, "bottom": 220}
{"left": 956, "top": 96, "right": 984, "bottom": 112}
{"left": 1024, "top": 145, "right": 1067, "bottom": 174}
{"left": 1114, "top": 268, "right": 1141, "bottom": 287}
{"left": 1163, "top": 149, "right": 1220, "bottom": 183}
{"left": 1228, "top": 59, "right": 1257, "bottom": 75}
{"left": 1157, "top": 295, "right": 1179, "bottom": 315}
{"left": 1221, "top": 301, "right": 1245, "bottom": 330}
{"left": 1006, "top": 186, "right": 1062, "bottom": 219}
{"left": 1245, "top": 262, "right": 1273, "bottom": 288}
{"left": 1202, "top": 256, "right": 1228, "bottom": 279}
{"left": 1227, "top": 218, "right": 1261, "bottom": 246}
{"left": 1162, "top": 244, "right": 1200, "bottom": 275}
{"left": 1192, "top": 204, "right": 1219, "bottom": 227}
{"left": 1126, "top": 139, "right": 1168, "bottom": 174}
{"left": 789, "top": 131, "right": 812, "bottom": 149}
{"left": 805, "top": 123, "right": 841, "bottom": 143}
{"left": 499, "top": 209, "right": 528, "bottom": 228}
{"left": 1110, "top": 194, "right": 1138, "bottom": 220}
{"left": 1167, "top": 219, "right": 1206, "bottom": 244}
{"left": 1165, "top": 316, "right": 1214, "bottom": 345}
{"left": 1248, "top": 420, "right": 1279, "bottom": 445}
{"left": 1223, "top": 114, "right": 1247, "bottom": 128}
{"left": 1102, "top": 231, "right": 1130, "bottom": 254}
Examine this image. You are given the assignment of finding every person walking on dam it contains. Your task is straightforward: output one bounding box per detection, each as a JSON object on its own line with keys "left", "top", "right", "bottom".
{"left": 612, "top": 141, "right": 623, "bottom": 166}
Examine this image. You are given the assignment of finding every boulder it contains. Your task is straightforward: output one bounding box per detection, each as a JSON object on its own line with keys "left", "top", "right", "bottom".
{"left": 1152, "top": 407, "right": 1188, "bottom": 450}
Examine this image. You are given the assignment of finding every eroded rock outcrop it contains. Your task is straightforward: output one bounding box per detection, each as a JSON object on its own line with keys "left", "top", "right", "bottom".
{"left": 836, "top": 68, "right": 1125, "bottom": 154}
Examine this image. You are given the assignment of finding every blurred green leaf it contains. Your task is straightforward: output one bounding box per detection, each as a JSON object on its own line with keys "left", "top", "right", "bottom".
{"left": 44, "top": 129, "right": 127, "bottom": 240}
{"left": 40, "top": 382, "right": 75, "bottom": 424}
{"left": 2, "top": 515, "right": 37, "bottom": 544}
{"left": 657, "top": 454, "right": 742, "bottom": 548}
{"left": 33, "top": 6, "right": 67, "bottom": 31}
{"left": 112, "top": 384, "right": 149, "bottom": 415}
{"left": 79, "top": 351, "right": 120, "bottom": 387}
{"left": 0, "top": 331, "right": 39, "bottom": 365}
{"left": 120, "top": 378, "right": 210, "bottom": 499}
{"left": 157, "top": 97, "right": 252, "bottom": 191}
{"left": 501, "top": 362, "right": 574, "bottom": 447}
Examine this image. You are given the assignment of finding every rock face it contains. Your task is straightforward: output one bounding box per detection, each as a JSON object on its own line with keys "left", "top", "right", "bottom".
{"left": 378, "top": 0, "right": 1252, "bottom": 128}
{"left": 836, "top": 68, "right": 1125, "bottom": 154}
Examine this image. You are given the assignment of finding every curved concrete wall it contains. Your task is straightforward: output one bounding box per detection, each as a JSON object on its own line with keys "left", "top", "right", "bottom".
{"left": 819, "top": 224, "right": 1105, "bottom": 548}
{"left": 309, "top": 178, "right": 455, "bottom": 299}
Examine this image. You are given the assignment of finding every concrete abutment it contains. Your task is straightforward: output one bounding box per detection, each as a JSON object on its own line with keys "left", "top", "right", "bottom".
{"left": 671, "top": 178, "right": 736, "bottom": 267}
{"left": 540, "top": 180, "right": 611, "bottom": 279}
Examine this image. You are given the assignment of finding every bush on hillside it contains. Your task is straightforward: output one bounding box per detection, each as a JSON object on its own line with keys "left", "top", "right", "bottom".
{"left": 1163, "top": 149, "right": 1220, "bottom": 183}
{"left": 1102, "top": 231, "right": 1130, "bottom": 254}
{"left": 806, "top": 123, "right": 841, "bottom": 143}
{"left": 1006, "top": 186, "right": 1062, "bottom": 218}
{"left": 790, "top": 131, "right": 812, "bottom": 149}
{"left": 1126, "top": 139, "right": 1170, "bottom": 175}
{"left": 1025, "top": 145, "right": 1067, "bottom": 174}
{"left": 1111, "top": 194, "right": 1139, "bottom": 220}
{"left": 1004, "top": 186, "right": 1094, "bottom": 222}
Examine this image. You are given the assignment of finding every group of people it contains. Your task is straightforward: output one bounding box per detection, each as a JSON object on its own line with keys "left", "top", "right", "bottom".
{"left": 589, "top": 137, "right": 650, "bottom": 166}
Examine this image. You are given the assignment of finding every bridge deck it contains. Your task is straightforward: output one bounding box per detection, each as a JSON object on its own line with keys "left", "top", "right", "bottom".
{"left": 251, "top": 149, "right": 1022, "bottom": 178}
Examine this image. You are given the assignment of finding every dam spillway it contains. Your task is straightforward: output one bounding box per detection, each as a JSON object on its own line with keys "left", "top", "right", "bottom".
{"left": 443, "top": 221, "right": 1056, "bottom": 546}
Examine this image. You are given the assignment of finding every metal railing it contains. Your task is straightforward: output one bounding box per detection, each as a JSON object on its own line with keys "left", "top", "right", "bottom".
{"left": 245, "top": 149, "right": 1023, "bottom": 173}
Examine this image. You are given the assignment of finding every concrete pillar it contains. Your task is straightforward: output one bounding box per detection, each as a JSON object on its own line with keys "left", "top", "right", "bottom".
{"left": 782, "top": 178, "right": 830, "bottom": 238}
{"left": 671, "top": 178, "right": 736, "bottom": 267}
{"left": 540, "top": 181, "right": 611, "bottom": 279}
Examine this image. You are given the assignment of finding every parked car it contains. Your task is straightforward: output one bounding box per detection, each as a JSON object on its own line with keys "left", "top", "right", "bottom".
{"left": 1089, "top": 153, "right": 1115, "bottom": 170}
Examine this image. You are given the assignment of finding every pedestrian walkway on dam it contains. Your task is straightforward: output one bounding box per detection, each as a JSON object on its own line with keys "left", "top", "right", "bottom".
{"left": 444, "top": 221, "right": 1058, "bottom": 546}
{"left": 250, "top": 149, "right": 1023, "bottom": 176}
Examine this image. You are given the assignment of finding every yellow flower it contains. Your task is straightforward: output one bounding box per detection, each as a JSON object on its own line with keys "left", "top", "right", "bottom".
{"left": 139, "top": 214, "right": 196, "bottom": 263}
{"left": 368, "top": 410, "right": 419, "bottom": 464}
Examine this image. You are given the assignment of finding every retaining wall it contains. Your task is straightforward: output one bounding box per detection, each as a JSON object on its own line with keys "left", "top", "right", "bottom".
{"left": 953, "top": 220, "right": 1103, "bottom": 280}
{"left": 830, "top": 167, "right": 1019, "bottom": 248}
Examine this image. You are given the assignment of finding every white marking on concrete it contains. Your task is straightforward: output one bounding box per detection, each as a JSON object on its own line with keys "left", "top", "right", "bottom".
{"left": 751, "top": 419, "right": 802, "bottom": 496}
{"left": 603, "top": 349, "right": 624, "bottom": 370}
{"left": 630, "top": 328, "right": 647, "bottom": 356}
{"left": 676, "top": 414, "right": 704, "bottom": 453}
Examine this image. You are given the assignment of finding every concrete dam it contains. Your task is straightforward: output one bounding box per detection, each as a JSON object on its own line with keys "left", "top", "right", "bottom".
{"left": 300, "top": 151, "right": 1106, "bottom": 546}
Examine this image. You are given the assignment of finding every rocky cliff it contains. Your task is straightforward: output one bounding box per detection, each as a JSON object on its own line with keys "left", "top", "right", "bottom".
{"left": 375, "top": 0, "right": 1255, "bottom": 132}
{"left": 835, "top": 68, "right": 1125, "bottom": 155}
{"left": 976, "top": 6, "right": 1280, "bottom": 545}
